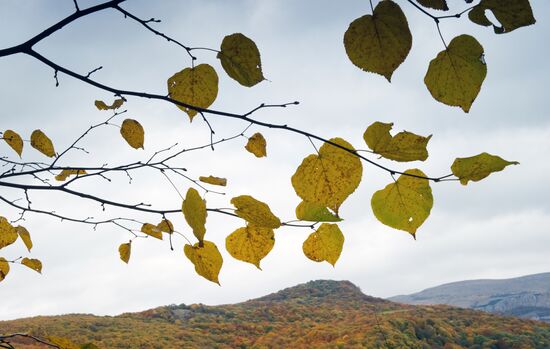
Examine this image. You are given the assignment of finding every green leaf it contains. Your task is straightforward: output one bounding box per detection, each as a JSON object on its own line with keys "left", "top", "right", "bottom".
{"left": 30, "top": 129, "right": 56, "bottom": 157}
{"left": 363, "top": 121, "right": 432, "bottom": 162}
{"left": 231, "top": 195, "right": 281, "bottom": 229}
{"left": 3, "top": 130, "right": 23, "bottom": 157}
{"left": 302, "top": 223, "right": 344, "bottom": 266}
{"left": 16, "top": 225, "right": 32, "bottom": 252}
{"left": 245, "top": 132, "right": 267, "bottom": 158}
{"left": 468, "top": 0, "right": 536, "bottom": 34}
{"left": 119, "top": 242, "right": 131, "bottom": 264}
{"left": 184, "top": 241, "right": 223, "bottom": 285}
{"left": 424, "top": 35, "right": 487, "bottom": 113}
{"left": 344, "top": 0, "right": 412, "bottom": 81}
{"left": 291, "top": 138, "right": 362, "bottom": 214}
{"left": 21, "top": 257, "right": 42, "bottom": 274}
{"left": 416, "top": 0, "right": 448, "bottom": 11}
{"left": 371, "top": 169, "right": 433, "bottom": 237}
{"left": 120, "top": 119, "right": 144, "bottom": 149}
{"left": 451, "top": 152, "right": 519, "bottom": 185}
{"left": 182, "top": 188, "right": 207, "bottom": 242}
{"left": 217, "top": 33, "right": 264, "bottom": 87}
{"left": 295, "top": 201, "right": 342, "bottom": 222}
{"left": 167, "top": 64, "right": 219, "bottom": 122}
{"left": 141, "top": 223, "right": 163, "bottom": 240}
{"left": 0, "top": 216, "right": 18, "bottom": 250}
{"left": 225, "top": 226, "right": 275, "bottom": 269}
{"left": 0, "top": 257, "right": 9, "bottom": 282}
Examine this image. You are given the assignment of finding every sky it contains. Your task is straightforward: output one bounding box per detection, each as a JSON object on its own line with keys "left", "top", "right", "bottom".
{"left": 0, "top": 0, "right": 549, "bottom": 320}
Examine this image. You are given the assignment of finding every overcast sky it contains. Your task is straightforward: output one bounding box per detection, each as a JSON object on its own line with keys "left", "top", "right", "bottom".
{"left": 0, "top": 0, "right": 549, "bottom": 321}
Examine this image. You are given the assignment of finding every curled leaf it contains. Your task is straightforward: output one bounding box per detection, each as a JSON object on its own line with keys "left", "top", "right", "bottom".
{"left": 371, "top": 169, "right": 433, "bottom": 237}
{"left": 245, "top": 132, "right": 267, "bottom": 158}
{"left": 157, "top": 219, "right": 174, "bottom": 234}
{"left": 184, "top": 241, "right": 223, "bottom": 284}
{"left": 295, "top": 201, "right": 342, "bottom": 222}
{"left": 120, "top": 119, "right": 144, "bottom": 149}
{"left": 218, "top": 33, "right": 264, "bottom": 87}
{"left": 0, "top": 257, "right": 9, "bottom": 282}
{"left": 119, "top": 242, "right": 131, "bottom": 264}
{"left": 3, "top": 130, "right": 23, "bottom": 157}
{"left": 199, "top": 175, "right": 227, "bottom": 187}
{"left": 95, "top": 98, "right": 124, "bottom": 110}
{"left": 55, "top": 169, "right": 87, "bottom": 181}
{"left": 16, "top": 226, "right": 32, "bottom": 252}
{"left": 451, "top": 152, "right": 519, "bottom": 185}
{"left": 344, "top": 0, "right": 412, "bottom": 81}
{"left": 0, "top": 216, "right": 18, "bottom": 249}
{"left": 167, "top": 64, "right": 219, "bottom": 121}
{"left": 302, "top": 223, "right": 344, "bottom": 266}
{"left": 30, "top": 130, "right": 55, "bottom": 157}
{"left": 416, "top": 0, "right": 448, "bottom": 11}
{"left": 468, "top": 0, "right": 536, "bottom": 34}
{"left": 225, "top": 226, "right": 275, "bottom": 269}
{"left": 21, "top": 257, "right": 42, "bottom": 274}
{"left": 363, "top": 122, "right": 431, "bottom": 162}
{"left": 141, "top": 223, "right": 163, "bottom": 240}
{"left": 231, "top": 195, "right": 281, "bottom": 229}
{"left": 182, "top": 188, "right": 207, "bottom": 242}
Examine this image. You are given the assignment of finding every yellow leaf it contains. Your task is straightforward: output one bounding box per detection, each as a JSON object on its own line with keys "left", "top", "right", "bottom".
{"left": 182, "top": 188, "right": 207, "bottom": 242}
{"left": 30, "top": 129, "right": 55, "bottom": 157}
{"left": 0, "top": 257, "right": 9, "bottom": 282}
{"left": 230, "top": 195, "right": 281, "bottom": 229}
{"left": 156, "top": 219, "right": 174, "bottom": 234}
{"left": 416, "top": 0, "right": 448, "bottom": 11}
{"left": 167, "top": 64, "right": 219, "bottom": 121}
{"left": 371, "top": 169, "right": 433, "bottom": 237}
{"left": 217, "top": 33, "right": 264, "bottom": 87}
{"left": 363, "top": 122, "right": 432, "bottom": 162}
{"left": 141, "top": 223, "right": 163, "bottom": 240}
{"left": 291, "top": 138, "right": 362, "bottom": 214}
{"left": 469, "top": 0, "right": 536, "bottom": 34}
{"left": 451, "top": 152, "right": 519, "bottom": 185}
{"left": 302, "top": 223, "right": 344, "bottom": 266}
{"left": 94, "top": 98, "right": 124, "bottom": 110}
{"left": 344, "top": 0, "right": 412, "bottom": 81}
{"left": 296, "top": 201, "right": 342, "bottom": 222}
{"left": 245, "top": 132, "right": 267, "bottom": 158}
{"left": 199, "top": 175, "right": 227, "bottom": 187}
{"left": 0, "top": 216, "right": 18, "bottom": 249}
{"left": 225, "top": 226, "right": 275, "bottom": 269}
{"left": 21, "top": 257, "right": 42, "bottom": 274}
{"left": 424, "top": 35, "right": 487, "bottom": 113}
{"left": 3, "top": 130, "right": 23, "bottom": 157}
{"left": 16, "top": 225, "right": 32, "bottom": 252}
{"left": 55, "top": 169, "right": 87, "bottom": 181}
{"left": 120, "top": 119, "right": 144, "bottom": 149}
{"left": 184, "top": 241, "right": 223, "bottom": 284}
{"left": 118, "top": 242, "right": 131, "bottom": 264}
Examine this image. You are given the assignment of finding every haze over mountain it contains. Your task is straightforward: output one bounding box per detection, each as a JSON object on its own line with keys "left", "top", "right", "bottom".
{"left": 1, "top": 280, "right": 550, "bottom": 348}
{"left": 390, "top": 272, "right": 550, "bottom": 323}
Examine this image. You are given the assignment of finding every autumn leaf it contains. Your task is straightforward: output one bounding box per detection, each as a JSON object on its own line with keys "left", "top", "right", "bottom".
{"left": 363, "top": 122, "right": 431, "bottom": 162}
{"left": 199, "top": 175, "right": 227, "bottom": 186}
{"left": 344, "top": 0, "right": 412, "bottom": 81}
{"left": 95, "top": 98, "right": 124, "bottom": 110}
{"left": 0, "top": 257, "right": 9, "bottom": 282}
{"left": 21, "top": 257, "right": 42, "bottom": 273}
{"left": 30, "top": 129, "right": 56, "bottom": 157}
{"left": 16, "top": 225, "right": 32, "bottom": 252}
{"left": 182, "top": 188, "right": 207, "bottom": 242}
{"left": 157, "top": 219, "right": 174, "bottom": 234}
{"left": 424, "top": 35, "right": 487, "bottom": 113}
{"left": 371, "top": 169, "right": 433, "bottom": 237}
{"left": 167, "top": 64, "right": 219, "bottom": 121}
{"left": 231, "top": 195, "right": 281, "bottom": 229}
{"left": 291, "top": 138, "right": 362, "bottom": 214}
{"left": 451, "top": 152, "right": 519, "bottom": 185}
{"left": 302, "top": 223, "right": 344, "bottom": 266}
{"left": 55, "top": 169, "right": 87, "bottom": 181}
{"left": 225, "top": 226, "right": 275, "bottom": 269}
{"left": 469, "top": 0, "right": 536, "bottom": 34}
{"left": 3, "top": 129, "right": 23, "bottom": 157}
{"left": 184, "top": 241, "right": 223, "bottom": 284}
{"left": 416, "top": 0, "right": 448, "bottom": 11}
{"left": 0, "top": 216, "right": 18, "bottom": 250}
{"left": 141, "top": 223, "right": 163, "bottom": 240}
{"left": 295, "top": 201, "right": 342, "bottom": 222}
{"left": 245, "top": 132, "right": 267, "bottom": 158}
{"left": 119, "top": 242, "right": 131, "bottom": 264}
{"left": 218, "top": 33, "right": 264, "bottom": 87}
{"left": 120, "top": 119, "right": 144, "bottom": 149}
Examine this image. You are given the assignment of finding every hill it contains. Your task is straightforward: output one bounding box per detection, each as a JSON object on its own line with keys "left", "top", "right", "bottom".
{"left": 390, "top": 272, "right": 550, "bottom": 323}
{"left": 1, "top": 280, "right": 550, "bottom": 348}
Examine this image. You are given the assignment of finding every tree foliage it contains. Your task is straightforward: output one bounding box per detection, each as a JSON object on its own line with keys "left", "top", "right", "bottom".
{"left": 0, "top": 0, "right": 537, "bottom": 287}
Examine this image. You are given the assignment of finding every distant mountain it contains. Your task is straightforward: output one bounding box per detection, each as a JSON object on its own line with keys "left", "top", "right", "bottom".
{"left": 390, "top": 272, "right": 550, "bottom": 323}
{"left": 2, "top": 280, "right": 550, "bottom": 348}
